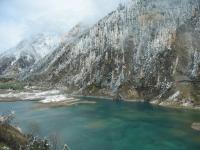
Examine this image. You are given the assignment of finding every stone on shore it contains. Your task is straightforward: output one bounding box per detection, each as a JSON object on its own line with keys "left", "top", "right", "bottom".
{"left": 191, "top": 122, "right": 200, "bottom": 131}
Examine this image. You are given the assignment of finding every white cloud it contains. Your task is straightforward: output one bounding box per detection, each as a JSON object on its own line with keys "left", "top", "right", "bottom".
{"left": 0, "top": 22, "right": 26, "bottom": 51}
{"left": 0, "top": 0, "right": 127, "bottom": 52}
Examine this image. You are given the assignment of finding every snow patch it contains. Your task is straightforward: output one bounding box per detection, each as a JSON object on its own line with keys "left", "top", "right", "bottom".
{"left": 168, "top": 91, "right": 180, "bottom": 101}
{"left": 0, "top": 89, "right": 79, "bottom": 104}
{"left": 0, "top": 90, "right": 61, "bottom": 100}
{"left": 40, "top": 95, "right": 67, "bottom": 103}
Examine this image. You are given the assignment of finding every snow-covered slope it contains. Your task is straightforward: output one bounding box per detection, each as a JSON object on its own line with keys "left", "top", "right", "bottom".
{"left": 21, "top": 23, "right": 90, "bottom": 76}
{"left": 0, "top": 33, "right": 60, "bottom": 77}
{"left": 25, "top": 0, "right": 200, "bottom": 105}
{"left": 61, "top": 23, "right": 89, "bottom": 44}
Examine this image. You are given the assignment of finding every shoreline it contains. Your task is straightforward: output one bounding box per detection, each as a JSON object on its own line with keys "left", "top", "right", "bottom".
{"left": 73, "top": 94, "right": 200, "bottom": 111}
{"left": 0, "top": 88, "right": 200, "bottom": 111}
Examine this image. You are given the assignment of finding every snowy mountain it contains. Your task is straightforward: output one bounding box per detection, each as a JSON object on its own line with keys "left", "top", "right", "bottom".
{"left": 0, "top": 33, "right": 60, "bottom": 78}
{"left": 21, "top": 23, "right": 90, "bottom": 77}
{"left": 17, "top": 0, "right": 200, "bottom": 106}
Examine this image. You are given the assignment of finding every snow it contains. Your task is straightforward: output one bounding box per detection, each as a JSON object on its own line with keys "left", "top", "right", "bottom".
{"left": 40, "top": 95, "right": 67, "bottom": 103}
{"left": 191, "top": 50, "right": 200, "bottom": 77}
{"left": 0, "top": 32, "right": 62, "bottom": 77}
{"left": 1, "top": 33, "right": 60, "bottom": 60}
{"left": 0, "top": 90, "right": 61, "bottom": 100}
{"left": 168, "top": 91, "right": 180, "bottom": 100}
{"left": 0, "top": 116, "right": 5, "bottom": 122}
{"left": 32, "top": 0, "right": 199, "bottom": 86}
{"left": 0, "top": 89, "right": 80, "bottom": 104}
{"left": 40, "top": 95, "right": 77, "bottom": 103}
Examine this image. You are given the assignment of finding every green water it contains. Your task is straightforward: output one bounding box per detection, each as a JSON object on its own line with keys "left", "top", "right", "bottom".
{"left": 0, "top": 98, "right": 200, "bottom": 150}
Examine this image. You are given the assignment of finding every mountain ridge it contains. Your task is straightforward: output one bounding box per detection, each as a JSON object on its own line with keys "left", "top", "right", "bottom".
{"left": 1, "top": 0, "right": 200, "bottom": 107}
{"left": 0, "top": 33, "right": 61, "bottom": 78}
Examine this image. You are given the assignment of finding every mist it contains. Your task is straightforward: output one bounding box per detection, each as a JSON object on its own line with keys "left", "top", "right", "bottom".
{"left": 0, "top": 0, "right": 128, "bottom": 52}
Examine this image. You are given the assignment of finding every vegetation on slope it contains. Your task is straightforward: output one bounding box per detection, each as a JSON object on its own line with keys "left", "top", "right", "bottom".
{"left": 0, "top": 77, "right": 26, "bottom": 90}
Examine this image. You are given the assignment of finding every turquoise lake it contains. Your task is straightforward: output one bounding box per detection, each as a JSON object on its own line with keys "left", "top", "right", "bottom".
{"left": 0, "top": 98, "right": 200, "bottom": 150}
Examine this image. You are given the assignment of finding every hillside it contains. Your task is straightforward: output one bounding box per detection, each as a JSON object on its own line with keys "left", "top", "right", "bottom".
{"left": 23, "top": 0, "right": 200, "bottom": 106}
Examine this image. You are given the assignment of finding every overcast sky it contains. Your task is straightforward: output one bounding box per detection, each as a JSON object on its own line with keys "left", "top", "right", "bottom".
{"left": 0, "top": 0, "right": 127, "bottom": 52}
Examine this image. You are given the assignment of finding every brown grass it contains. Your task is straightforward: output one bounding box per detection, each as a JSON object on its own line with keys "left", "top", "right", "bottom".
{"left": 0, "top": 124, "right": 28, "bottom": 150}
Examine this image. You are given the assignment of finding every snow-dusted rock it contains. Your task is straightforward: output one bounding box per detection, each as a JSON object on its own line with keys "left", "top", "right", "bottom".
{"left": 0, "top": 33, "right": 61, "bottom": 78}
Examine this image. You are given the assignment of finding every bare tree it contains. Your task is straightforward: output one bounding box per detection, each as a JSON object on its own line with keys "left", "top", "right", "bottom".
{"left": 49, "top": 132, "right": 62, "bottom": 150}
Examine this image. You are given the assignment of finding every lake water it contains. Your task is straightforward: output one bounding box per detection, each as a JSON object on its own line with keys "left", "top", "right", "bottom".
{"left": 0, "top": 98, "right": 200, "bottom": 150}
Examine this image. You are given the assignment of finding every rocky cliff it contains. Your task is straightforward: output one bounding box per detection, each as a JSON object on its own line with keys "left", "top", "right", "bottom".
{"left": 21, "top": 0, "right": 200, "bottom": 106}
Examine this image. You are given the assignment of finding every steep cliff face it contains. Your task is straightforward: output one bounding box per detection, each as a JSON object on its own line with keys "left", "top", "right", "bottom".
{"left": 0, "top": 33, "right": 60, "bottom": 78}
{"left": 26, "top": 0, "right": 200, "bottom": 105}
